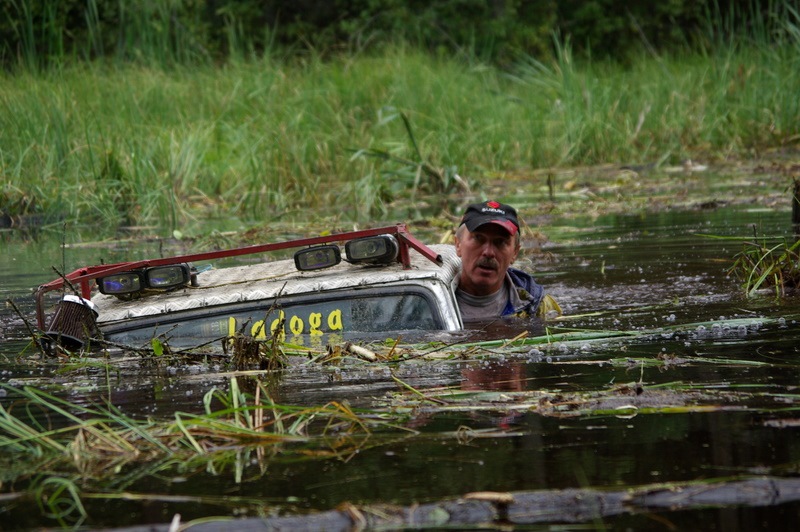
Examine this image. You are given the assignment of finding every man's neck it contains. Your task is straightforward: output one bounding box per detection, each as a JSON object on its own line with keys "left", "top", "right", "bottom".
{"left": 456, "top": 278, "right": 509, "bottom": 321}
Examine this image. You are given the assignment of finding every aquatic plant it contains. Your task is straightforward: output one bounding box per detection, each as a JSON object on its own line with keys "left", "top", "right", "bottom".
{"left": 225, "top": 314, "right": 288, "bottom": 371}
{"left": 0, "top": 378, "right": 399, "bottom": 466}
{"left": 729, "top": 235, "right": 800, "bottom": 296}
{"left": 0, "top": 376, "right": 415, "bottom": 525}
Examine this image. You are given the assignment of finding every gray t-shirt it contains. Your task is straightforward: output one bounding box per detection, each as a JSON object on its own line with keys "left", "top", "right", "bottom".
{"left": 456, "top": 273, "right": 524, "bottom": 321}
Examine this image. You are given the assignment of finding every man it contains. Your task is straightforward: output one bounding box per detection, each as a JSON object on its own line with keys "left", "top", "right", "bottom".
{"left": 454, "top": 200, "right": 560, "bottom": 321}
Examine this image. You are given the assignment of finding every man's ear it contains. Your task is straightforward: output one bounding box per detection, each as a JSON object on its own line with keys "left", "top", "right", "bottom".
{"left": 454, "top": 235, "right": 462, "bottom": 257}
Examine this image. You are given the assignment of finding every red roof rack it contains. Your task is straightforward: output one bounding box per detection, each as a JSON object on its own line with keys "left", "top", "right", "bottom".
{"left": 34, "top": 224, "right": 442, "bottom": 329}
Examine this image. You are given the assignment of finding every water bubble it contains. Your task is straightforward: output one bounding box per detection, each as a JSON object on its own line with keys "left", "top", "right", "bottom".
{"left": 546, "top": 356, "right": 553, "bottom": 363}
{"left": 527, "top": 348, "right": 544, "bottom": 362}
{"left": 737, "top": 325, "right": 747, "bottom": 336}
{"left": 778, "top": 317, "right": 786, "bottom": 327}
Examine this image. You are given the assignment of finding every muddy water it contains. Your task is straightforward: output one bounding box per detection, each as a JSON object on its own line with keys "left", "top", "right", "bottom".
{"left": 1, "top": 205, "right": 800, "bottom": 530}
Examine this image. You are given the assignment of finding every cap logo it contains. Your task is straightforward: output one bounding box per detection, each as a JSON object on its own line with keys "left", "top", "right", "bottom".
{"left": 480, "top": 202, "right": 506, "bottom": 215}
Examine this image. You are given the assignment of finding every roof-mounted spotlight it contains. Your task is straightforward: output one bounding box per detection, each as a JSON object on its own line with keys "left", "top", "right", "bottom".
{"left": 145, "top": 263, "right": 192, "bottom": 290}
{"left": 98, "top": 263, "right": 193, "bottom": 298}
{"left": 97, "top": 272, "right": 143, "bottom": 296}
{"left": 294, "top": 245, "right": 341, "bottom": 271}
{"left": 345, "top": 235, "right": 399, "bottom": 265}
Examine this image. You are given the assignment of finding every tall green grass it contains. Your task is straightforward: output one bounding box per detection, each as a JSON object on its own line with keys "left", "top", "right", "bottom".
{"left": 1, "top": 15, "right": 799, "bottom": 233}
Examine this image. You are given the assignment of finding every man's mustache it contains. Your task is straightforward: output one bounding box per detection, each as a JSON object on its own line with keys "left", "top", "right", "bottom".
{"left": 476, "top": 258, "right": 499, "bottom": 270}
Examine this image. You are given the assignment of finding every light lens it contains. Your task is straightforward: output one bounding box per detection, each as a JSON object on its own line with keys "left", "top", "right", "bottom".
{"left": 145, "top": 264, "right": 190, "bottom": 289}
{"left": 345, "top": 235, "right": 399, "bottom": 264}
{"left": 97, "top": 272, "right": 143, "bottom": 295}
{"left": 294, "top": 245, "right": 341, "bottom": 271}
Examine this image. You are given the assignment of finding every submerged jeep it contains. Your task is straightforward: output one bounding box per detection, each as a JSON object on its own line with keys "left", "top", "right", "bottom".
{"left": 35, "top": 224, "right": 463, "bottom": 351}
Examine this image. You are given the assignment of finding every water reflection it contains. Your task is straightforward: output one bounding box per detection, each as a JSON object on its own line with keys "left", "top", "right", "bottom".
{"left": 2, "top": 206, "right": 800, "bottom": 529}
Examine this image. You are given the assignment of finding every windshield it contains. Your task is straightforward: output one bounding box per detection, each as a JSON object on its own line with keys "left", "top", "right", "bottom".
{"left": 101, "top": 287, "right": 444, "bottom": 348}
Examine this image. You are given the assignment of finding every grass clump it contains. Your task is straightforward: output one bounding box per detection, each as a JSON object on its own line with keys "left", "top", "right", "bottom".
{"left": 729, "top": 235, "right": 800, "bottom": 297}
{"left": 0, "top": 377, "right": 402, "bottom": 526}
{"left": 0, "top": 377, "right": 398, "bottom": 468}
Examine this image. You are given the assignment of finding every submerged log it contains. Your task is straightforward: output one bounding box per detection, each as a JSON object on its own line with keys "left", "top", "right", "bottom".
{"left": 114, "top": 477, "right": 800, "bottom": 531}
{"left": 634, "top": 477, "right": 800, "bottom": 508}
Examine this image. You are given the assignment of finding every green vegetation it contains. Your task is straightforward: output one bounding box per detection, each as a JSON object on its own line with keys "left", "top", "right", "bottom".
{"left": 0, "top": 1, "right": 799, "bottom": 234}
{"left": 729, "top": 233, "right": 800, "bottom": 296}
{"left": 0, "top": 0, "right": 735, "bottom": 68}
{"left": 1, "top": 41, "right": 798, "bottom": 232}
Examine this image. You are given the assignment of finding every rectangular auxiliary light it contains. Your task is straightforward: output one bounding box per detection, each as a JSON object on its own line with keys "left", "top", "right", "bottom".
{"left": 145, "top": 264, "right": 191, "bottom": 289}
{"left": 294, "top": 245, "right": 341, "bottom": 271}
{"left": 97, "top": 272, "right": 144, "bottom": 295}
{"left": 345, "top": 235, "right": 399, "bottom": 264}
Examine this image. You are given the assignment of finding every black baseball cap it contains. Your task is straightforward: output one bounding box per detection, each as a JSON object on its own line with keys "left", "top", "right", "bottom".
{"left": 460, "top": 200, "right": 519, "bottom": 235}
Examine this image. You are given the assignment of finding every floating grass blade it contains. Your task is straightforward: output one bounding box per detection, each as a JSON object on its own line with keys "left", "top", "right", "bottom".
{"left": 33, "top": 476, "right": 87, "bottom": 527}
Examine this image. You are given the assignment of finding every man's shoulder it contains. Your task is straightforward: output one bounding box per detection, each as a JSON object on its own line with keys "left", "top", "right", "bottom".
{"left": 507, "top": 267, "right": 539, "bottom": 290}
{"left": 506, "top": 267, "right": 561, "bottom": 319}
{"left": 507, "top": 267, "right": 544, "bottom": 305}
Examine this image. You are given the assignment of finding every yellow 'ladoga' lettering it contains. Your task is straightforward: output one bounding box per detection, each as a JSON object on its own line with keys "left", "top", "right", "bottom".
{"left": 289, "top": 315, "right": 304, "bottom": 335}
{"left": 328, "top": 309, "right": 343, "bottom": 331}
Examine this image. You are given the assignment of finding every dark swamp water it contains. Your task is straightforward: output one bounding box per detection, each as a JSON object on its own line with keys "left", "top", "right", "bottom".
{"left": 1, "top": 201, "right": 800, "bottom": 530}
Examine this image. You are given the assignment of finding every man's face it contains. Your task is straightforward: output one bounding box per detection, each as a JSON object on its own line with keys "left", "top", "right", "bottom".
{"left": 455, "top": 224, "right": 520, "bottom": 296}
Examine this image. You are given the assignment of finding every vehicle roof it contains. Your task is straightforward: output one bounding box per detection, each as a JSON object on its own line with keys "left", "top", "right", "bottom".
{"left": 94, "top": 244, "right": 461, "bottom": 323}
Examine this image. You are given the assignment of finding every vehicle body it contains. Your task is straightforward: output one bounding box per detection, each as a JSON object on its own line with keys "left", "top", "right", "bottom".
{"left": 35, "top": 225, "right": 464, "bottom": 351}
